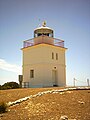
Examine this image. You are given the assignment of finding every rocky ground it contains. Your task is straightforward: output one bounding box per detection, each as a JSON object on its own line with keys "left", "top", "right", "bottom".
{"left": 0, "top": 87, "right": 90, "bottom": 120}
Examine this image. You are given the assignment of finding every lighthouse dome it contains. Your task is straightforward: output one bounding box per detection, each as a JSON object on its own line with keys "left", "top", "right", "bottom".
{"left": 34, "top": 21, "right": 54, "bottom": 37}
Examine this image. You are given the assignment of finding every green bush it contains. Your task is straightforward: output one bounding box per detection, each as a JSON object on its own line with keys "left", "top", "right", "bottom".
{"left": 0, "top": 85, "right": 2, "bottom": 90}
{"left": 1, "top": 82, "right": 19, "bottom": 90}
{"left": 0, "top": 102, "right": 8, "bottom": 114}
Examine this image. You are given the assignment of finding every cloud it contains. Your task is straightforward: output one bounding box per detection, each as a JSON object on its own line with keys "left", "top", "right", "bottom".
{"left": 0, "top": 59, "right": 22, "bottom": 74}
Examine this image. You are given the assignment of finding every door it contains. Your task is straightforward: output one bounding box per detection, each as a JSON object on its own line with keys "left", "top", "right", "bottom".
{"left": 52, "top": 70, "right": 57, "bottom": 86}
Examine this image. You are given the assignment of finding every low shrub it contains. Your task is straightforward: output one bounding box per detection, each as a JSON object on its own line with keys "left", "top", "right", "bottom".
{"left": 0, "top": 102, "right": 8, "bottom": 114}
{"left": 1, "top": 82, "right": 20, "bottom": 90}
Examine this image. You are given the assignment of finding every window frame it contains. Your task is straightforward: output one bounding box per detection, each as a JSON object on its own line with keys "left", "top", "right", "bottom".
{"left": 30, "top": 70, "right": 34, "bottom": 78}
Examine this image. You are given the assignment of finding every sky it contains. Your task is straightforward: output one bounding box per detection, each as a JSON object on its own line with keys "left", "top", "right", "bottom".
{"left": 0, "top": 0, "right": 90, "bottom": 86}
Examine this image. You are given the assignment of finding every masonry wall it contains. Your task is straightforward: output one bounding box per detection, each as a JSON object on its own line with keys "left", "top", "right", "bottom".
{"left": 22, "top": 43, "right": 66, "bottom": 87}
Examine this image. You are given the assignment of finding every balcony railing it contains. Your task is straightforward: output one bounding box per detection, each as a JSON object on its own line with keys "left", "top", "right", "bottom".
{"left": 23, "top": 35, "right": 64, "bottom": 48}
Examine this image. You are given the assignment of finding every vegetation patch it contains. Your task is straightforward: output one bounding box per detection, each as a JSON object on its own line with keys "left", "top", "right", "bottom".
{"left": 0, "top": 102, "right": 8, "bottom": 114}
{"left": 0, "top": 82, "right": 19, "bottom": 90}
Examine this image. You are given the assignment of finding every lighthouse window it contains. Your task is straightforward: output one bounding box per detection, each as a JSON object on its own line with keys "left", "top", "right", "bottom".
{"left": 52, "top": 52, "right": 54, "bottom": 59}
{"left": 38, "top": 33, "right": 42, "bottom": 36}
{"left": 45, "top": 33, "right": 49, "bottom": 36}
{"left": 56, "top": 53, "right": 58, "bottom": 60}
{"left": 30, "top": 70, "right": 34, "bottom": 78}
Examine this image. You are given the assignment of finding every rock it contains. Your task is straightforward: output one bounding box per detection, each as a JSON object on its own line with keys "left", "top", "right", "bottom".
{"left": 78, "top": 101, "right": 85, "bottom": 104}
{"left": 0, "top": 114, "right": 3, "bottom": 117}
{"left": 60, "top": 92, "right": 64, "bottom": 95}
{"left": 60, "top": 115, "right": 68, "bottom": 120}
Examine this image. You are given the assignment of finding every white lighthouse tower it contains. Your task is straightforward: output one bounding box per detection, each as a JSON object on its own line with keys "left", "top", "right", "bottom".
{"left": 22, "top": 22, "right": 67, "bottom": 88}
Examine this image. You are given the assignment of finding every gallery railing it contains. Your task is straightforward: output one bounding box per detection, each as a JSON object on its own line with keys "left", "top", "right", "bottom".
{"left": 23, "top": 35, "right": 64, "bottom": 48}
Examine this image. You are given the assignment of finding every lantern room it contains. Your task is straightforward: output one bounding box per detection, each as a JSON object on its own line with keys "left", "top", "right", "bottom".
{"left": 34, "top": 21, "right": 54, "bottom": 38}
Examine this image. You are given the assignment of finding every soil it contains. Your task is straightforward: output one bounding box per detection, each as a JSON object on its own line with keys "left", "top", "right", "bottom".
{"left": 0, "top": 87, "right": 90, "bottom": 120}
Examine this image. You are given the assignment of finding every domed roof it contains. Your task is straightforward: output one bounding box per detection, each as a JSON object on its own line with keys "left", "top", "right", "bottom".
{"left": 34, "top": 21, "right": 53, "bottom": 32}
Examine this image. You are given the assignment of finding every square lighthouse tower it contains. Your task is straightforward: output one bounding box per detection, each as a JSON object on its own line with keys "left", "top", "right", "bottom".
{"left": 22, "top": 21, "right": 67, "bottom": 88}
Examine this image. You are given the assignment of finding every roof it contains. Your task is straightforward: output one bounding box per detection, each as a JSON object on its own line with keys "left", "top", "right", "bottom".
{"left": 34, "top": 21, "right": 53, "bottom": 32}
{"left": 34, "top": 26, "right": 53, "bottom": 32}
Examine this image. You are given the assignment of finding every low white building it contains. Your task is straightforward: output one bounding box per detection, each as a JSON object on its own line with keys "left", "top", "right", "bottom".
{"left": 22, "top": 22, "right": 67, "bottom": 88}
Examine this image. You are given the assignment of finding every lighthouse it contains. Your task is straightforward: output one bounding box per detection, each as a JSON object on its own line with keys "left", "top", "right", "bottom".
{"left": 22, "top": 22, "right": 67, "bottom": 88}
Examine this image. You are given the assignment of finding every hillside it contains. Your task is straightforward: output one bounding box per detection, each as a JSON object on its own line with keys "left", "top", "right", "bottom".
{"left": 0, "top": 87, "right": 90, "bottom": 120}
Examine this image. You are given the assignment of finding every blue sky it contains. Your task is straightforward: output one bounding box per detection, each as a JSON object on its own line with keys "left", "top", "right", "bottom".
{"left": 0, "top": 0, "right": 90, "bottom": 86}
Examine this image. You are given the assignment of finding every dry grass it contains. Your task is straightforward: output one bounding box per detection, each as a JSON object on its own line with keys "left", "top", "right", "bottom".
{"left": 0, "top": 87, "right": 90, "bottom": 120}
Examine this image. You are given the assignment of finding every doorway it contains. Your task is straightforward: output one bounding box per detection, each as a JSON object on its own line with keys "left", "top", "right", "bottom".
{"left": 52, "top": 70, "right": 57, "bottom": 86}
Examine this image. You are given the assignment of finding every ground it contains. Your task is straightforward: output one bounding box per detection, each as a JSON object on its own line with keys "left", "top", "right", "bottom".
{"left": 0, "top": 87, "right": 90, "bottom": 120}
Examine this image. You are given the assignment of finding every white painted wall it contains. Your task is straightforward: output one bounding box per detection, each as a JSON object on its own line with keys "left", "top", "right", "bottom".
{"left": 22, "top": 43, "right": 66, "bottom": 88}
